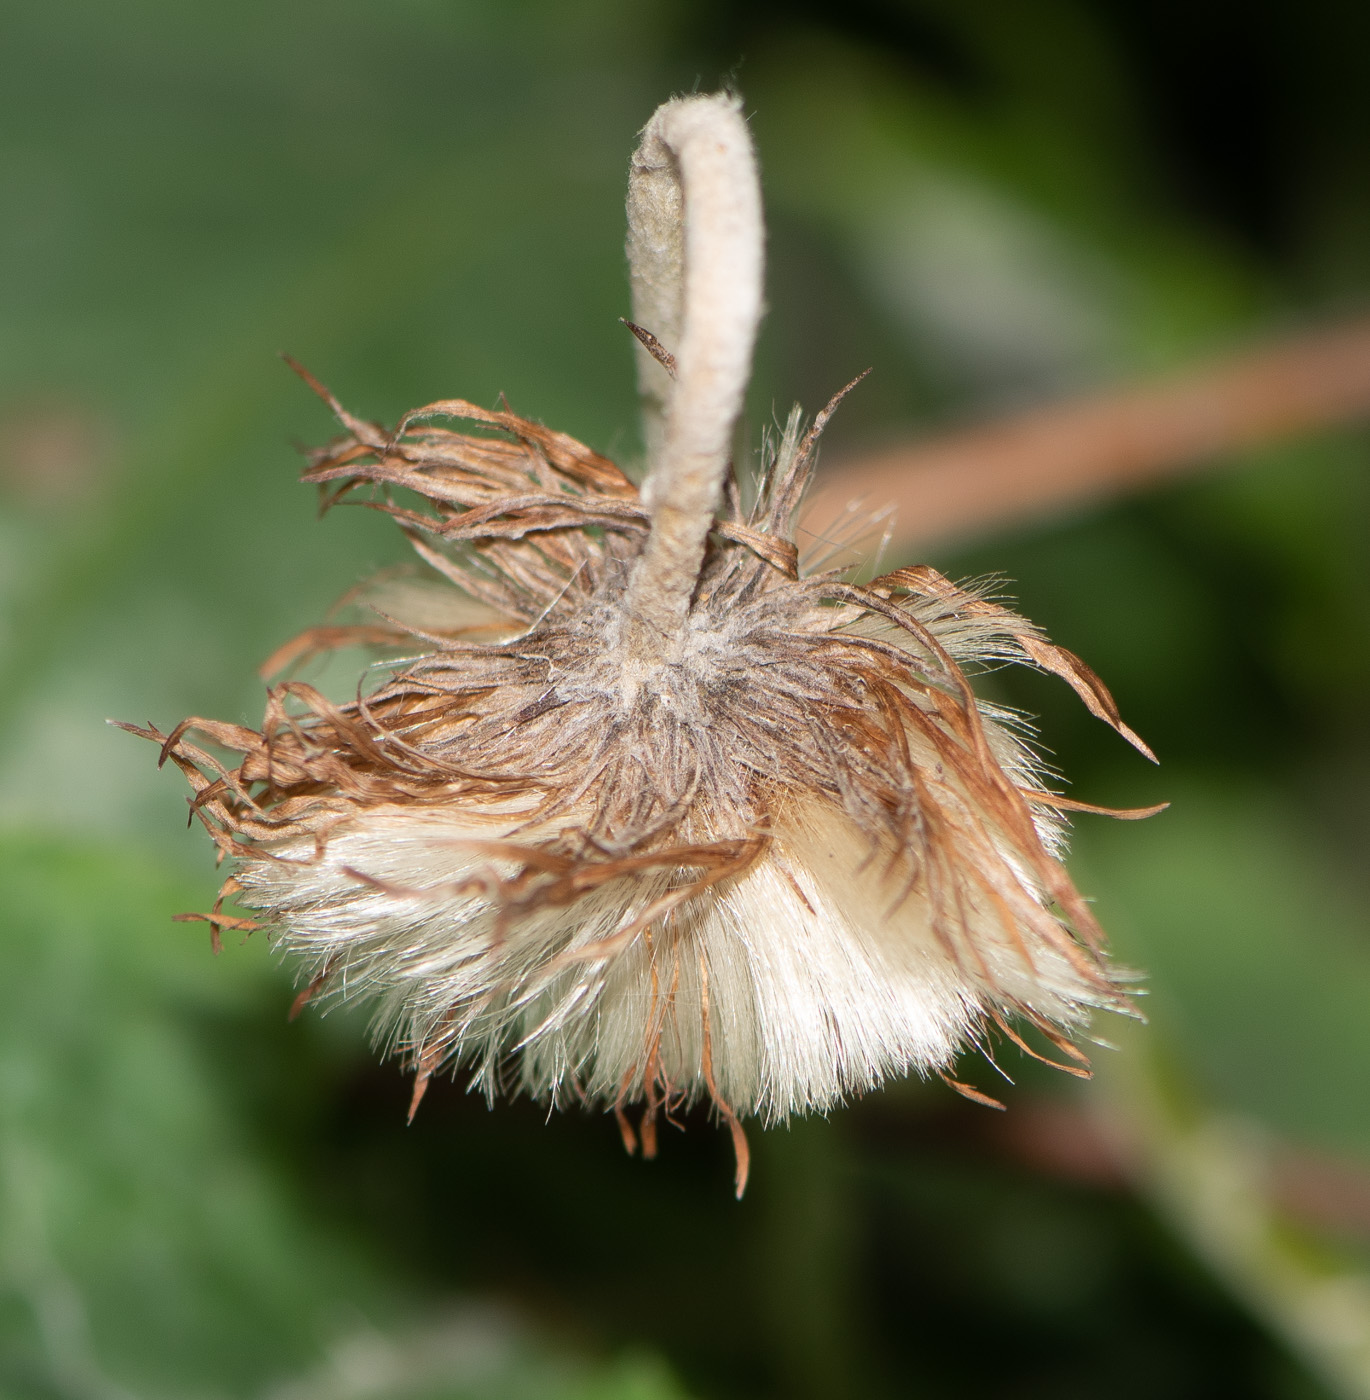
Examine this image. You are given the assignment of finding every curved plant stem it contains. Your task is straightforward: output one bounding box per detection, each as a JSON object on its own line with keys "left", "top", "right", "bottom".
{"left": 622, "top": 93, "right": 764, "bottom": 659}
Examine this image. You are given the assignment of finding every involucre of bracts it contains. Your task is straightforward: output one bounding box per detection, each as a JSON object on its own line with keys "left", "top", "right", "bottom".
{"left": 121, "top": 364, "right": 1159, "bottom": 1190}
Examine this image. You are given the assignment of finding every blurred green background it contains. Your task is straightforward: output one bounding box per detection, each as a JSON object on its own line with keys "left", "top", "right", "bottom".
{"left": 3, "top": 1, "right": 1370, "bottom": 1396}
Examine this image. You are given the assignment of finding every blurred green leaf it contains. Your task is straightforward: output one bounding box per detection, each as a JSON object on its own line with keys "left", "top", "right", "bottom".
{"left": 0, "top": 831, "right": 693, "bottom": 1398}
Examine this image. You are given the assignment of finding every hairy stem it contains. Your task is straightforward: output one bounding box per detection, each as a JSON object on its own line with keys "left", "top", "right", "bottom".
{"left": 621, "top": 93, "right": 764, "bottom": 657}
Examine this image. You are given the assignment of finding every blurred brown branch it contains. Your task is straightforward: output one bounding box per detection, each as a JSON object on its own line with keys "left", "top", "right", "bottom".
{"left": 803, "top": 315, "right": 1370, "bottom": 553}
{"left": 997, "top": 1095, "right": 1370, "bottom": 1245}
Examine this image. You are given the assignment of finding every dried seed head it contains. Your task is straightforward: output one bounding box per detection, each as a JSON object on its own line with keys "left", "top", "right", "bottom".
{"left": 125, "top": 94, "right": 1157, "bottom": 1196}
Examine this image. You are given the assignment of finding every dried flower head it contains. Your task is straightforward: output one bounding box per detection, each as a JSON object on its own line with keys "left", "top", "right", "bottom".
{"left": 124, "top": 94, "right": 1157, "bottom": 1195}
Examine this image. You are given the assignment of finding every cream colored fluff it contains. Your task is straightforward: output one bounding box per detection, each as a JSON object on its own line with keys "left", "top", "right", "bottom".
{"left": 237, "top": 769, "right": 1108, "bottom": 1127}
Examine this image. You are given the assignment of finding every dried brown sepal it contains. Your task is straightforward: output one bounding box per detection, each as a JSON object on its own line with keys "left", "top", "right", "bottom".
{"left": 621, "top": 320, "right": 678, "bottom": 379}
{"left": 938, "top": 1070, "right": 1008, "bottom": 1111}
{"left": 872, "top": 565, "right": 1158, "bottom": 763}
